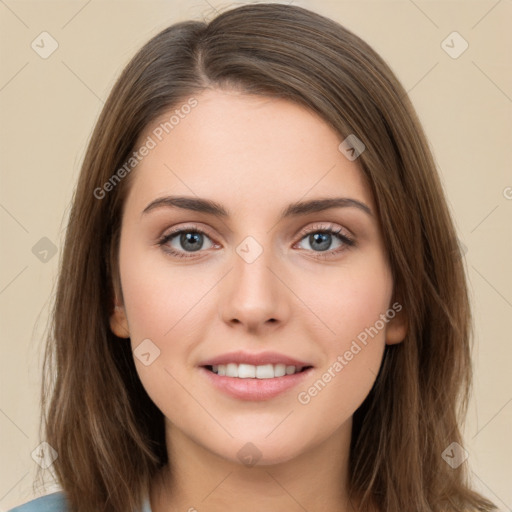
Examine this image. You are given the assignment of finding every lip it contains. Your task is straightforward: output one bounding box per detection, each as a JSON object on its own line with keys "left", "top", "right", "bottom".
{"left": 199, "top": 366, "right": 314, "bottom": 401}
{"left": 198, "top": 350, "right": 315, "bottom": 401}
{"left": 198, "top": 350, "right": 312, "bottom": 368}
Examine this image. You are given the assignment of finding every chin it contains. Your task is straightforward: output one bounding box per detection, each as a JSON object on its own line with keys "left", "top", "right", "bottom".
{"left": 206, "top": 432, "right": 315, "bottom": 468}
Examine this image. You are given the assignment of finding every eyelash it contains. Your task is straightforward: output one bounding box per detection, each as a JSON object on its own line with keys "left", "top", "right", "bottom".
{"left": 156, "top": 223, "right": 355, "bottom": 260}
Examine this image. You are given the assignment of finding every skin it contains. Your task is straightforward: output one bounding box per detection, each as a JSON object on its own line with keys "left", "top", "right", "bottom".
{"left": 110, "top": 88, "right": 407, "bottom": 512}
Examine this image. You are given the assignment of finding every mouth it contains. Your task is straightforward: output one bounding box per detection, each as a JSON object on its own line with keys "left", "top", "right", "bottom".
{"left": 198, "top": 352, "right": 315, "bottom": 401}
{"left": 203, "top": 363, "right": 313, "bottom": 379}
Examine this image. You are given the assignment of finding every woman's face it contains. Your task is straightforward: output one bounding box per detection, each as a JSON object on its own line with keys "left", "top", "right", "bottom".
{"left": 110, "top": 88, "right": 406, "bottom": 465}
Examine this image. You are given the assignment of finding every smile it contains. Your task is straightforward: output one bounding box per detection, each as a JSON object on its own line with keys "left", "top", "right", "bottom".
{"left": 206, "top": 363, "right": 311, "bottom": 379}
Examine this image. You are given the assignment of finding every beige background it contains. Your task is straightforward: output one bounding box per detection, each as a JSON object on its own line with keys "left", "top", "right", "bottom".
{"left": 1, "top": 0, "right": 511, "bottom": 510}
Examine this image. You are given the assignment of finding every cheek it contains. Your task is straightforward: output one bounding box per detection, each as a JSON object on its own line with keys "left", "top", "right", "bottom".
{"left": 118, "top": 241, "right": 221, "bottom": 403}
{"left": 295, "top": 251, "right": 393, "bottom": 348}
{"left": 291, "top": 252, "right": 392, "bottom": 410}
{"left": 118, "top": 244, "right": 207, "bottom": 419}
{"left": 119, "top": 240, "right": 209, "bottom": 342}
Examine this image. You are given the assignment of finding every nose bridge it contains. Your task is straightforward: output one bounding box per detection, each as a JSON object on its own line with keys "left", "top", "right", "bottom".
{"left": 219, "top": 233, "right": 288, "bottom": 329}
{"left": 234, "top": 234, "right": 278, "bottom": 307}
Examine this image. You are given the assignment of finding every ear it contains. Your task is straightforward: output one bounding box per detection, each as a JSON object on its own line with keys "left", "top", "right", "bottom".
{"left": 110, "top": 300, "right": 130, "bottom": 339}
{"left": 109, "top": 254, "right": 130, "bottom": 338}
{"left": 385, "top": 304, "right": 408, "bottom": 345}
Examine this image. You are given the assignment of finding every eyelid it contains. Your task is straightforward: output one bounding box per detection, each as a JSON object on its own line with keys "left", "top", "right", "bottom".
{"left": 159, "top": 223, "right": 216, "bottom": 239}
{"left": 159, "top": 222, "right": 352, "bottom": 243}
{"left": 294, "top": 222, "right": 353, "bottom": 242}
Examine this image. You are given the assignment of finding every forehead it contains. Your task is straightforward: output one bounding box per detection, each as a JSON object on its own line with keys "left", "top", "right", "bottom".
{"left": 126, "top": 88, "right": 374, "bottom": 216}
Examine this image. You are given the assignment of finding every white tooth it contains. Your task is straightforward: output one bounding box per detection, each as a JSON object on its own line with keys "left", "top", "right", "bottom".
{"left": 256, "top": 364, "right": 274, "bottom": 379}
{"left": 285, "top": 365, "right": 296, "bottom": 375}
{"left": 274, "top": 364, "right": 286, "bottom": 377}
{"left": 238, "top": 364, "right": 256, "bottom": 378}
{"left": 226, "top": 363, "right": 239, "bottom": 378}
{"left": 211, "top": 363, "right": 302, "bottom": 378}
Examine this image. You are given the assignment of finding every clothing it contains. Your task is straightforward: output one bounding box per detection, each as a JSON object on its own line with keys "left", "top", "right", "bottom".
{"left": 7, "top": 491, "right": 152, "bottom": 512}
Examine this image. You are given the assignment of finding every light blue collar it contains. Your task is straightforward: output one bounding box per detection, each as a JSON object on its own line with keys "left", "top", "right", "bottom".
{"left": 142, "top": 492, "right": 152, "bottom": 512}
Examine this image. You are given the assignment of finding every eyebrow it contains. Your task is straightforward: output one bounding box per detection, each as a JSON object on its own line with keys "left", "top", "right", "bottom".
{"left": 142, "top": 195, "right": 373, "bottom": 219}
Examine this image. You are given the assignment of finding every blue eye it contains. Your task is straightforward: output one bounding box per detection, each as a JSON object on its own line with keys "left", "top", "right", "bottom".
{"left": 158, "top": 228, "right": 215, "bottom": 258}
{"left": 298, "top": 230, "right": 348, "bottom": 252}
{"left": 157, "top": 223, "right": 355, "bottom": 260}
{"left": 295, "top": 226, "right": 355, "bottom": 258}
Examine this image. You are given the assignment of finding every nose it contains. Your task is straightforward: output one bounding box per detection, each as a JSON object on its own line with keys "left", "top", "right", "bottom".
{"left": 218, "top": 239, "right": 290, "bottom": 334}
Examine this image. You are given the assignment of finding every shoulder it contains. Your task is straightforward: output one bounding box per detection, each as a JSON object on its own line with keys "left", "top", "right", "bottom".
{"left": 7, "top": 491, "right": 69, "bottom": 512}
{"left": 7, "top": 491, "right": 152, "bottom": 512}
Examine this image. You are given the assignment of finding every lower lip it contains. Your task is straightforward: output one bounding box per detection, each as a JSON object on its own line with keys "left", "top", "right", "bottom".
{"left": 199, "top": 366, "right": 314, "bottom": 401}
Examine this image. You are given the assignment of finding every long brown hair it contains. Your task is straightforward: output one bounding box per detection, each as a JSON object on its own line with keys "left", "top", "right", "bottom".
{"left": 38, "top": 3, "right": 497, "bottom": 511}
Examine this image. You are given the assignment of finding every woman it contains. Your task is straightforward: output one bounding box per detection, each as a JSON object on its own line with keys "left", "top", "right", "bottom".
{"left": 9, "top": 3, "right": 497, "bottom": 511}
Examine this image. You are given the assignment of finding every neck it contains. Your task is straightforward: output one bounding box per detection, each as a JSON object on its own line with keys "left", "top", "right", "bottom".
{"left": 150, "top": 418, "right": 358, "bottom": 512}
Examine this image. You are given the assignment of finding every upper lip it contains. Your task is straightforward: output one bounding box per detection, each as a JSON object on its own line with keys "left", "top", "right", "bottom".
{"left": 199, "top": 350, "right": 313, "bottom": 368}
